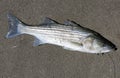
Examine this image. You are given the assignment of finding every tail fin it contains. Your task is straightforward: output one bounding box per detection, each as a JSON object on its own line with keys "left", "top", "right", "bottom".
{"left": 6, "top": 13, "right": 24, "bottom": 38}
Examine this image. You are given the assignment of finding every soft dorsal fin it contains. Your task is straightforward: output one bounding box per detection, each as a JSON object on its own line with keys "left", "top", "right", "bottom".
{"left": 64, "top": 20, "right": 84, "bottom": 28}
{"left": 42, "top": 17, "right": 59, "bottom": 25}
{"left": 64, "top": 20, "right": 79, "bottom": 26}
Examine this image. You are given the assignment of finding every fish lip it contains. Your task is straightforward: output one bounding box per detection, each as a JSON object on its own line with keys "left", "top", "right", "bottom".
{"left": 110, "top": 44, "right": 117, "bottom": 51}
{"left": 115, "top": 47, "right": 117, "bottom": 50}
{"left": 109, "top": 47, "right": 117, "bottom": 52}
{"left": 113, "top": 47, "right": 117, "bottom": 51}
{"left": 101, "top": 46, "right": 117, "bottom": 53}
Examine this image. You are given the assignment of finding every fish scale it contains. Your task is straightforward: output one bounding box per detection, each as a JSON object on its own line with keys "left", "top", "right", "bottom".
{"left": 34, "top": 27, "right": 86, "bottom": 43}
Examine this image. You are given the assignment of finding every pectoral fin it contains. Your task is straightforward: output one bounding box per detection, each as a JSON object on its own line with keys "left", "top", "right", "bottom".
{"left": 63, "top": 42, "right": 83, "bottom": 51}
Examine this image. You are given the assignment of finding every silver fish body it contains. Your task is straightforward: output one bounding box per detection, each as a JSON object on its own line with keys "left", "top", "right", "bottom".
{"left": 6, "top": 13, "right": 117, "bottom": 53}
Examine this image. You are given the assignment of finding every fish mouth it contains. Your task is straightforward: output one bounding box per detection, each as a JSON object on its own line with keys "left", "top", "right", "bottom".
{"left": 114, "top": 47, "right": 117, "bottom": 50}
{"left": 110, "top": 44, "right": 117, "bottom": 51}
{"left": 101, "top": 46, "right": 117, "bottom": 53}
{"left": 112, "top": 47, "right": 117, "bottom": 51}
{"left": 108, "top": 46, "right": 117, "bottom": 52}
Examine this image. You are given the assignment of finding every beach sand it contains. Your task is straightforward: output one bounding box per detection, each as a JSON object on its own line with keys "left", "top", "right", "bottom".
{"left": 0, "top": 0, "right": 120, "bottom": 78}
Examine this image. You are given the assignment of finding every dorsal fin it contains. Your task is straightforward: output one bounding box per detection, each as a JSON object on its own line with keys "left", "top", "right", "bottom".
{"left": 42, "top": 17, "right": 59, "bottom": 25}
{"left": 64, "top": 20, "right": 84, "bottom": 28}
{"left": 64, "top": 20, "right": 79, "bottom": 26}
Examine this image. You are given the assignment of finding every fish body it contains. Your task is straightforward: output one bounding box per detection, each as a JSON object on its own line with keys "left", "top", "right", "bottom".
{"left": 6, "top": 13, "right": 117, "bottom": 53}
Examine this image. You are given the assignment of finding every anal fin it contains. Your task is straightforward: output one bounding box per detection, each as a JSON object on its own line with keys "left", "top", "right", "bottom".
{"left": 33, "top": 37, "right": 45, "bottom": 46}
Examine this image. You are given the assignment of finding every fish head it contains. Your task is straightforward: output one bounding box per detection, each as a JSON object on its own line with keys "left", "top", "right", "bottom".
{"left": 100, "top": 39, "right": 117, "bottom": 53}
{"left": 92, "top": 34, "right": 117, "bottom": 53}
{"left": 82, "top": 35, "right": 117, "bottom": 53}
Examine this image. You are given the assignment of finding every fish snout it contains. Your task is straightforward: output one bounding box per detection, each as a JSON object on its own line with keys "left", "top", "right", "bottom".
{"left": 110, "top": 44, "right": 117, "bottom": 51}
{"left": 112, "top": 46, "right": 117, "bottom": 51}
{"left": 101, "top": 44, "right": 117, "bottom": 53}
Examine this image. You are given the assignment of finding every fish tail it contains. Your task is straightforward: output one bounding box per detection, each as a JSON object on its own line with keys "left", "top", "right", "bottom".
{"left": 6, "top": 13, "right": 25, "bottom": 38}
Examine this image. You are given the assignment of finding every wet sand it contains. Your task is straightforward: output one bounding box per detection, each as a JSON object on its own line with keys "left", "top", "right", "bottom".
{"left": 0, "top": 0, "right": 120, "bottom": 78}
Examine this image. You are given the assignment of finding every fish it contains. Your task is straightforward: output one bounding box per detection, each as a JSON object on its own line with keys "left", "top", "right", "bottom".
{"left": 5, "top": 13, "right": 117, "bottom": 54}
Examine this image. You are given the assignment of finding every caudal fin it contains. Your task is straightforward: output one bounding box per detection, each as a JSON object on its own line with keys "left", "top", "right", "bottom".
{"left": 6, "top": 13, "right": 24, "bottom": 38}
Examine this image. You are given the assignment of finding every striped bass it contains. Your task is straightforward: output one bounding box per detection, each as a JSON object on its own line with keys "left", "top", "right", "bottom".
{"left": 6, "top": 13, "right": 117, "bottom": 54}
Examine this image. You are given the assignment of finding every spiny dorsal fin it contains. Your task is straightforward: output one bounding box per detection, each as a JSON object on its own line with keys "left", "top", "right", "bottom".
{"left": 42, "top": 17, "right": 59, "bottom": 25}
